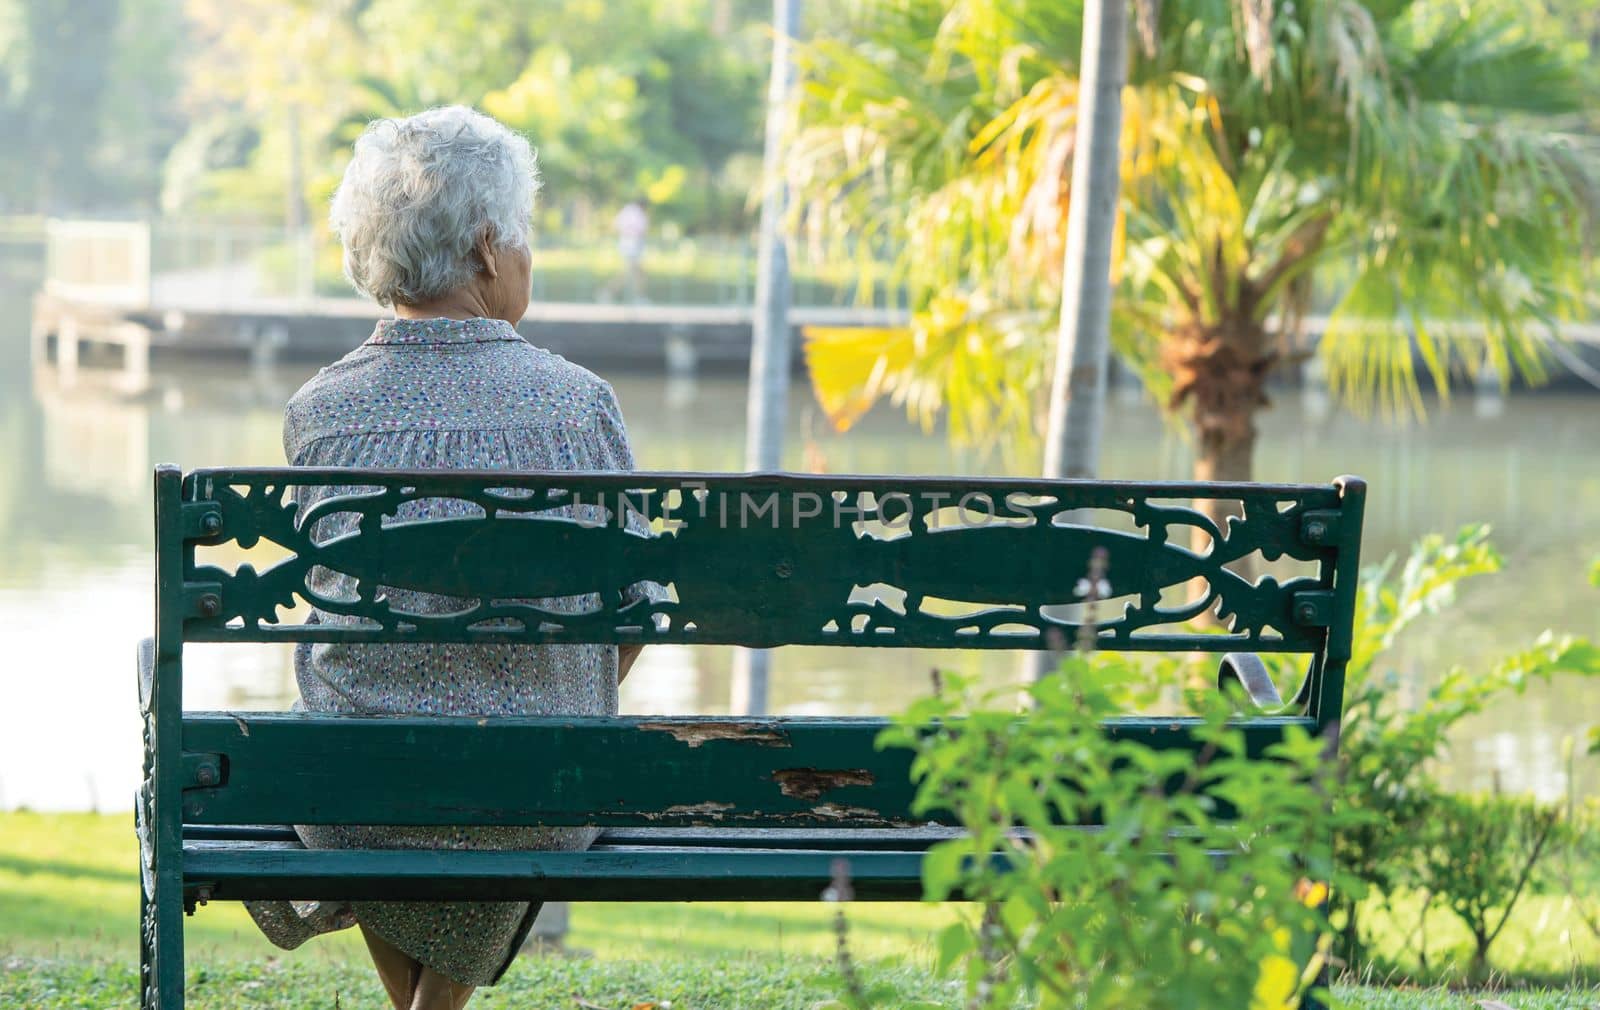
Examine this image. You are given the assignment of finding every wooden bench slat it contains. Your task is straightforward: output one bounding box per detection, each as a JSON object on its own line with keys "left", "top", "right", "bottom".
{"left": 181, "top": 843, "right": 931, "bottom": 902}
{"left": 182, "top": 713, "right": 922, "bottom": 828}
{"left": 609, "top": 827, "right": 972, "bottom": 849}
{"left": 182, "top": 824, "right": 974, "bottom": 850}
{"left": 180, "top": 713, "right": 1312, "bottom": 828}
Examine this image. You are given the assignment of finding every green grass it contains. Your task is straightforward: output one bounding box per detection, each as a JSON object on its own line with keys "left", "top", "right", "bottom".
{"left": 1336, "top": 990, "right": 1600, "bottom": 1009}
{"left": 2, "top": 812, "right": 1597, "bottom": 1009}
{"left": 2, "top": 957, "right": 961, "bottom": 1009}
{"left": 0, "top": 812, "right": 957, "bottom": 1008}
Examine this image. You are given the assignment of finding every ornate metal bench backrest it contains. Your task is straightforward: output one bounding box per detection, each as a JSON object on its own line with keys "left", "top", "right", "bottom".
{"left": 155, "top": 466, "right": 1365, "bottom": 728}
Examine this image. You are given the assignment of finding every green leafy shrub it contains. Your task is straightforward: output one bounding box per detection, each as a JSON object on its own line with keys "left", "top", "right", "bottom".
{"left": 1551, "top": 798, "right": 1600, "bottom": 953}
{"left": 1413, "top": 793, "right": 1560, "bottom": 982}
{"left": 1333, "top": 527, "right": 1600, "bottom": 971}
{"left": 863, "top": 658, "right": 1352, "bottom": 1010}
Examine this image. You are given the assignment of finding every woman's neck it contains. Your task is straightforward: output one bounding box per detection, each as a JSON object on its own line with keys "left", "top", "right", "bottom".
{"left": 394, "top": 286, "right": 494, "bottom": 322}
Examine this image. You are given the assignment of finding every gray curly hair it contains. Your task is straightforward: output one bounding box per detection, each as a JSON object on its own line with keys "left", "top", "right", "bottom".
{"left": 331, "top": 106, "right": 540, "bottom": 307}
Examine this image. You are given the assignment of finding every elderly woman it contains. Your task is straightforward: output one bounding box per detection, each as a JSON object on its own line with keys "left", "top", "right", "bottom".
{"left": 244, "top": 106, "right": 645, "bottom": 1010}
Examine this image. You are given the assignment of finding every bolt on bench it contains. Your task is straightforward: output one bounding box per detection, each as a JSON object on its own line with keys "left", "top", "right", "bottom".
{"left": 137, "top": 465, "right": 1365, "bottom": 1009}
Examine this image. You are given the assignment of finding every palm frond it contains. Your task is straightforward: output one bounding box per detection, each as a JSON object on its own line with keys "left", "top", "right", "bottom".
{"left": 788, "top": 0, "right": 1600, "bottom": 452}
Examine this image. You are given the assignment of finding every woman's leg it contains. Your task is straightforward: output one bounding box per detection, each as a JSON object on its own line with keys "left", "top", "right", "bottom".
{"left": 360, "top": 923, "right": 422, "bottom": 1010}
{"left": 409, "top": 966, "right": 475, "bottom": 1010}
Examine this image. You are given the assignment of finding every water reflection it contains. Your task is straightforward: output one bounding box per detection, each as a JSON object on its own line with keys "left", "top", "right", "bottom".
{"left": 2, "top": 288, "right": 1596, "bottom": 811}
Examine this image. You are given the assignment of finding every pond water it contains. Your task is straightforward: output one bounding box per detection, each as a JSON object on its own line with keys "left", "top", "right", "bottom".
{"left": 1, "top": 285, "right": 1596, "bottom": 812}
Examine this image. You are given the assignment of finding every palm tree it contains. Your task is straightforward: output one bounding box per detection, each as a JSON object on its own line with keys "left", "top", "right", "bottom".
{"left": 1044, "top": 0, "right": 1127, "bottom": 487}
{"left": 787, "top": 0, "right": 1599, "bottom": 530}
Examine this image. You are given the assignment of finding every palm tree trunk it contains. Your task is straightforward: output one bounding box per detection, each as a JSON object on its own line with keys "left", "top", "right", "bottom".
{"left": 1192, "top": 408, "right": 1256, "bottom": 483}
{"left": 1026, "top": 0, "right": 1127, "bottom": 682}
{"left": 1164, "top": 317, "right": 1272, "bottom": 547}
{"left": 1040, "top": 0, "right": 1126, "bottom": 485}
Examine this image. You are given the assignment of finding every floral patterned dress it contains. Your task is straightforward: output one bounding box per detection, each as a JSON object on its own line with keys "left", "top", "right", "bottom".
{"left": 244, "top": 315, "right": 645, "bottom": 986}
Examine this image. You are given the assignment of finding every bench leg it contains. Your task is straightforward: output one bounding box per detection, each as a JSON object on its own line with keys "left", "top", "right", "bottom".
{"left": 138, "top": 876, "right": 151, "bottom": 1008}
{"left": 140, "top": 860, "right": 185, "bottom": 1009}
{"left": 139, "top": 874, "right": 157, "bottom": 1010}
{"left": 146, "top": 478, "right": 190, "bottom": 1009}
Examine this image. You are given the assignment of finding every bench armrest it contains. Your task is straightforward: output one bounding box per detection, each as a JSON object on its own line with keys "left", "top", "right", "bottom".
{"left": 1216, "top": 652, "right": 1283, "bottom": 711}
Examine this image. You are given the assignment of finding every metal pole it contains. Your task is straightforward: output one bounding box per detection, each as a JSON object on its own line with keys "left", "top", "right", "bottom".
{"left": 730, "top": 0, "right": 799, "bottom": 716}
{"left": 1029, "top": 0, "right": 1128, "bottom": 682}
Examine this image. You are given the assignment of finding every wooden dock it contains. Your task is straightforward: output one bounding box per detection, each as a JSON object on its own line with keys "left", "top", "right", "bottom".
{"left": 27, "top": 217, "right": 906, "bottom": 383}
{"left": 29, "top": 290, "right": 906, "bottom": 386}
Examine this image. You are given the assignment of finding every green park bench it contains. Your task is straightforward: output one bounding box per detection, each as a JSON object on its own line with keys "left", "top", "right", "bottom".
{"left": 136, "top": 464, "right": 1366, "bottom": 1009}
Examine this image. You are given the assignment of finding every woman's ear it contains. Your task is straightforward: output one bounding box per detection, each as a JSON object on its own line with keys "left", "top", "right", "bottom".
{"left": 475, "top": 229, "right": 500, "bottom": 280}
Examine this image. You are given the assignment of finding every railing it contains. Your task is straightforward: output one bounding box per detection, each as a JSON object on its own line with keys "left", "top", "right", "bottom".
{"left": 44, "top": 219, "right": 152, "bottom": 306}
{"left": 35, "top": 217, "right": 906, "bottom": 311}
{"left": 0, "top": 216, "right": 47, "bottom": 285}
{"left": 0, "top": 215, "right": 46, "bottom": 246}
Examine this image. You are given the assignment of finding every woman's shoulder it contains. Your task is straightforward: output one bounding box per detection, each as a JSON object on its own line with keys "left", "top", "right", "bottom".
{"left": 519, "top": 342, "right": 612, "bottom": 397}
{"left": 505, "top": 341, "right": 622, "bottom": 423}
{"left": 281, "top": 348, "right": 377, "bottom": 442}
{"left": 281, "top": 338, "right": 623, "bottom": 461}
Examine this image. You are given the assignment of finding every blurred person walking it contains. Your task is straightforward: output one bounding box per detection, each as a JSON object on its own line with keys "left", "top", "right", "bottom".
{"left": 613, "top": 197, "right": 649, "bottom": 302}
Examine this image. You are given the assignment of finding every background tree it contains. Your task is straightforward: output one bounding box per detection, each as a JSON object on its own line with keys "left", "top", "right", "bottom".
{"left": 165, "top": 0, "right": 765, "bottom": 234}
{"left": 791, "top": 0, "right": 1600, "bottom": 531}
{"left": 176, "top": 0, "right": 360, "bottom": 219}
{"left": 94, "top": 0, "right": 187, "bottom": 208}
{"left": 2, "top": 0, "right": 116, "bottom": 211}
{"left": 481, "top": 0, "right": 763, "bottom": 232}
{"left": 0, "top": 0, "right": 822, "bottom": 219}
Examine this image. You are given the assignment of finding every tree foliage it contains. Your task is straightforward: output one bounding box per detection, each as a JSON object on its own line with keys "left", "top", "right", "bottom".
{"left": 870, "top": 663, "right": 1345, "bottom": 1010}
{"left": 0, "top": 0, "right": 767, "bottom": 229}
{"left": 171, "top": 0, "right": 766, "bottom": 230}
{"left": 791, "top": 0, "right": 1600, "bottom": 478}
{"left": 0, "top": 0, "right": 184, "bottom": 211}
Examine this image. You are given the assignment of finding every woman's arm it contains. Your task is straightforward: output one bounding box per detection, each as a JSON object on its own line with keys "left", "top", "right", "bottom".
{"left": 594, "top": 379, "right": 653, "bottom": 688}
